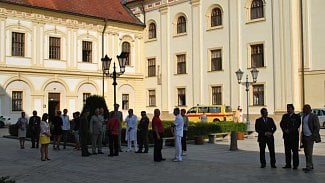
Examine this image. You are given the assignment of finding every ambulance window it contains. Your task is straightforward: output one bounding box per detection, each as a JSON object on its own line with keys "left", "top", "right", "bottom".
{"left": 209, "top": 107, "right": 221, "bottom": 113}
{"left": 225, "top": 106, "right": 232, "bottom": 112}
{"left": 187, "top": 107, "right": 197, "bottom": 113}
{"left": 198, "top": 107, "right": 208, "bottom": 113}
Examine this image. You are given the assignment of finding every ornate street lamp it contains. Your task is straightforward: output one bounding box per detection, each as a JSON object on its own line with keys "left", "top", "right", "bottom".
{"left": 235, "top": 67, "right": 259, "bottom": 131}
{"left": 101, "top": 52, "right": 128, "bottom": 106}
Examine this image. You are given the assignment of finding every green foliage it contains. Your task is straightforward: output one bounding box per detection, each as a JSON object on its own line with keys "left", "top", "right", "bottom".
{"left": 0, "top": 176, "right": 15, "bottom": 183}
{"left": 82, "top": 95, "right": 109, "bottom": 119}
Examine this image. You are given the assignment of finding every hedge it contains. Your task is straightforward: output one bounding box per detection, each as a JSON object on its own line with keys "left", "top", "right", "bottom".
{"left": 9, "top": 121, "right": 246, "bottom": 143}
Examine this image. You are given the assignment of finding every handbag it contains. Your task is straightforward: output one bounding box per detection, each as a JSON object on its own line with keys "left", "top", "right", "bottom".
{"left": 39, "top": 134, "right": 50, "bottom": 144}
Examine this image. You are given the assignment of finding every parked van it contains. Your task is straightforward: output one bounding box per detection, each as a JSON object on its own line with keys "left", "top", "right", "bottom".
{"left": 186, "top": 105, "right": 234, "bottom": 122}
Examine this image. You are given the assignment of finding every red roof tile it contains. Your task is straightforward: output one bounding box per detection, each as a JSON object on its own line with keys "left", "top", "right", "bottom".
{"left": 0, "top": 0, "right": 143, "bottom": 25}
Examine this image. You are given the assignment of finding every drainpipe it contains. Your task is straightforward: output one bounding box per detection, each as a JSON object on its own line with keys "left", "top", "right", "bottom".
{"left": 102, "top": 19, "right": 107, "bottom": 97}
{"left": 299, "top": 0, "right": 305, "bottom": 106}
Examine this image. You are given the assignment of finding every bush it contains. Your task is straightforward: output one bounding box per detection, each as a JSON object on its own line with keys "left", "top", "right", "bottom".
{"left": 0, "top": 176, "right": 15, "bottom": 183}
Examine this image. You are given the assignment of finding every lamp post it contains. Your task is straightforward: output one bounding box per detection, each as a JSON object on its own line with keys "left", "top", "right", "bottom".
{"left": 101, "top": 52, "right": 128, "bottom": 106}
{"left": 235, "top": 67, "right": 259, "bottom": 131}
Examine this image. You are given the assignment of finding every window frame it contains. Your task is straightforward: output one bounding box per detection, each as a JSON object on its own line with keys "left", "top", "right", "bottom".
{"left": 49, "top": 36, "right": 61, "bottom": 60}
{"left": 177, "top": 88, "right": 186, "bottom": 106}
{"left": 253, "top": 84, "right": 264, "bottom": 106}
{"left": 122, "top": 42, "right": 131, "bottom": 66}
{"left": 211, "top": 8, "right": 222, "bottom": 27}
{"left": 11, "top": 32, "right": 25, "bottom": 57}
{"left": 12, "top": 91, "right": 23, "bottom": 111}
{"left": 176, "top": 54, "right": 186, "bottom": 74}
{"left": 122, "top": 94, "right": 129, "bottom": 110}
{"left": 211, "top": 86, "right": 222, "bottom": 105}
{"left": 83, "top": 93, "right": 91, "bottom": 106}
{"left": 177, "top": 16, "right": 187, "bottom": 34}
{"left": 210, "top": 49, "right": 222, "bottom": 71}
{"left": 148, "top": 23, "right": 157, "bottom": 39}
{"left": 250, "top": 44, "right": 264, "bottom": 68}
{"left": 250, "top": 0, "right": 264, "bottom": 20}
{"left": 147, "top": 58, "right": 156, "bottom": 77}
{"left": 148, "top": 90, "right": 156, "bottom": 107}
{"left": 82, "top": 41, "right": 92, "bottom": 63}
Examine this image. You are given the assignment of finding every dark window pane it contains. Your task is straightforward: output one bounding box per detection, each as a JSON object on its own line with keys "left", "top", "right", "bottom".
{"left": 251, "top": 44, "right": 264, "bottom": 67}
{"left": 251, "top": 0, "right": 264, "bottom": 20}
{"left": 12, "top": 32, "right": 25, "bottom": 57}
{"left": 49, "top": 37, "right": 61, "bottom": 60}
{"left": 83, "top": 93, "right": 91, "bottom": 106}
{"left": 253, "top": 84, "right": 264, "bottom": 106}
{"left": 211, "top": 8, "right": 222, "bottom": 27}
{"left": 122, "top": 42, "right": 130, "bottom": 65}
{"left": 148, "top": 58, "right": 156, "bottom": 77}
{"left": 122, "top": 94, "right": 129, "bottom": 110}
{"left": 177, "top": 54, "right": 186, "bottom": 74}
{"left": 177, "top": 16, "right": 186, "bottom": 34}
{"left": 178, "top": 88, "right": 186, "bottom": 106}
{"left": 148, "top": 23, "right": 156, "bottom": 39}
{"left": 12, "top": 91, "right": 23, "bottom": 111}
{"left": 82, "top": 41, "right": 92, "bottom": 62}
{"left": 211, "top": 49, "right": 222, "bottom": 71}
{"left": 212, "top": 86, "right": 222, "bottom": 105}
{"left": 149, "top": 90, "right": 156, "bottom": 106}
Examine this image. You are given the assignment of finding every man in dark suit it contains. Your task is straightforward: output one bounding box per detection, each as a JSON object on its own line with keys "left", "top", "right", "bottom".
{"left": 255, "top": 108, "right": 277, "bottom": 168}
{"left": 301, "top": 104, "right": 321, "bottom": 172}
{"left": 29, "top": 110, "right": 41, "bottom": 148}
{"left": 280, "top": 104, "right": 301, "bottom": 169}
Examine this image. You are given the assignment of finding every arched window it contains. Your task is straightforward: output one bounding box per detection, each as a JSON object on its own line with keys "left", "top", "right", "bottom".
{"left": 211, "top": 8, "right": 222, "bottom": 27}
{"left": 177, "top": 16, "right": 186, "bottom": 34}
{"left": 251, "top": 0, "right": 264, "bottom": 20}
{"left": 148, "top": 23, "right": 156, "bottom": 39}
{"left": 122, "top": 42, "right": 130, "bottom": 66}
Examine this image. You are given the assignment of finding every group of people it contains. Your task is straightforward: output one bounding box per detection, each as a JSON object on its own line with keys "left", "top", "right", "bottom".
{"left": 255, "top": 104, "right": 321, "bottom": 173}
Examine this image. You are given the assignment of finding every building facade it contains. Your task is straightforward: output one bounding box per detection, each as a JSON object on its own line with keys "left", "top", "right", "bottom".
{"left": 0, "top": 0, "right": 145, "bottom": 122}
{"left": 126, "top": 0, "right": 325, "bottom": 121}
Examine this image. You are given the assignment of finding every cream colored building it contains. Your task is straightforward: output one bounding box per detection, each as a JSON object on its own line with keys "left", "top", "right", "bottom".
{"left": 0, "top": 0, "right": 145, "bottom": 122}
{"left": 126, "top": 0, "right": 325, "bottom": 121}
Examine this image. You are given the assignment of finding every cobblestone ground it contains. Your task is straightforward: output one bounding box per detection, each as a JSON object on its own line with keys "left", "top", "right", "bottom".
{"left": 0, "top": 128, "right": 324, "bottom": 183}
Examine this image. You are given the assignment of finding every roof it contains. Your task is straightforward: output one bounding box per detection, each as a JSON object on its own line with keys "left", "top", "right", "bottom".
{"left": 0, "top": 0, "right": 143, "bottom": 26}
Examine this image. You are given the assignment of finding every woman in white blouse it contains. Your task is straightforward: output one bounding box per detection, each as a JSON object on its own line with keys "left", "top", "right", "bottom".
{"left": 40, "top": 113, "right": 51, "bottom": 161}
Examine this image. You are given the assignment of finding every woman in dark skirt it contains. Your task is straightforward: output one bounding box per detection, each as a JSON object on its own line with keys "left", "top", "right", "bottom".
{"left": 52, "top": 111, "right": 63, "bottom": 150}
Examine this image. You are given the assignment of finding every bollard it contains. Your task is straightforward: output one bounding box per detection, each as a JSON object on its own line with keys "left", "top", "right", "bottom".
{"left": 229, "top": 131, "right": 238, "bottom": 151}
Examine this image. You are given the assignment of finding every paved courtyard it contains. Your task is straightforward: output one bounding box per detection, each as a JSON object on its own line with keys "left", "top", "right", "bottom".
{"left": 0, "top": 128, "right": 324, "bottom": 183}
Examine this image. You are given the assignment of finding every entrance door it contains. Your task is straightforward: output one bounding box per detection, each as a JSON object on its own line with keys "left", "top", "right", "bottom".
{"left": 48, "top": 93, "right": 60, "bottom": 123}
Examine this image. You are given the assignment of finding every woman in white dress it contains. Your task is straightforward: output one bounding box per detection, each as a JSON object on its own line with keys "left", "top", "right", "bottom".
{"left": 17, "top": 111, "right": 28, "bottom": 149}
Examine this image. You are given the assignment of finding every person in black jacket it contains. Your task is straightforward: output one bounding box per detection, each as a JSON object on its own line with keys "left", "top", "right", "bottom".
{"left": 29, "top": 110, "right": 41, "bottom": 148}
{"left": 255, "top": 108, "right": 277, "bottom": 168}
{"left": 280, "top": 104, "right": 301, "bottom": 169}
{"left": 136, "top": 111, "right": 149, "bottom": 153}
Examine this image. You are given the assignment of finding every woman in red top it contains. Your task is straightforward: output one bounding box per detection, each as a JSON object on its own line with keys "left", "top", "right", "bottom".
{"left": 152, "top": 109, "right": 165, "bottom": 162}
{"left": 107, "top": 112, "right": 120, "bottom": 156}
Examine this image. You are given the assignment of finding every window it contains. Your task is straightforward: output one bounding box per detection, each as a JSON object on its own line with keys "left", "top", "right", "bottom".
{"left": 253, "top": 84, "right": 264, "bottom": 106}
{"left": 148, "top": 23, "right": 156, "bottom": 39}
{"left": 212, "top": 86, "right": 222, "bottom": 105}
{"left": 251, "top": 44, "right": 264, "bottom": 68}
{"left": 148, "top": 58, "right": 156, "bottom": 77}
{"left": 177, "top": 88, "right": 186, "bottom": 106}
{"left": 82, "top": 41, "right": 92, "bottom": 62}
{"left": 49, "top": 37, "right": 61, "bottom": 60}
{"left": 122, "top": 94, "right": 129, "bottom": 110}
{"left": 122, "top": 42, "right": 130, "bottom": 66}
{"left": 211, "top": 49, "right": 222, "bottom": 71}
{"left": 12, "top": 32, "right": 25, "bottom": 57}
{"left": 251, "top": 0, "right": 264, "bottom": 20}
{"left": 12, "top": 91, "right": 23, "bottom": 111}
{"left": 211, "top": 8, "right": 222, "bottom": 27}
{"left": 83, "top": 93, "right": 91, "bottom": 106}
{"left": 177, "top": 16, "right": 186, "bottom": 34}
{"left": 177, "top": 54, "right": 186, "bottom": 74}
{"left": 148, "top": 90, "right": 156, "bottom": 106}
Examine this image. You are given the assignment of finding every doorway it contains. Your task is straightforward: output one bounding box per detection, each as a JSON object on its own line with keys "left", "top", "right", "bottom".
{"left": 48, "top": 93, "right": 60, "bottom": 123}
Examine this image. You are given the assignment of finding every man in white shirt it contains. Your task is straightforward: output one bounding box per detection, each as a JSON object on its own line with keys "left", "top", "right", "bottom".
{"left": 173, "top": 108, "right": 184, "bottom": 162}
{"left": 125, "top": 109, "right": 138, "bottom": 152}
{"left": 61, "top": 109, "right": 70, "bottom": 149}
